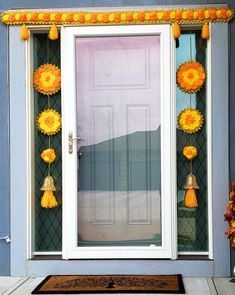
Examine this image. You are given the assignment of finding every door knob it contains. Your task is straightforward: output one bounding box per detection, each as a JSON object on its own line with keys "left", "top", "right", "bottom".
{"left": 68, "top": 131, "right": 84, "bottom": 154}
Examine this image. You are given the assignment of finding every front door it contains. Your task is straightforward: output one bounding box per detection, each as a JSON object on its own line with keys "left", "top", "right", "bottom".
{"left": 62, "top": 25, "right": 175, "bottom": 259}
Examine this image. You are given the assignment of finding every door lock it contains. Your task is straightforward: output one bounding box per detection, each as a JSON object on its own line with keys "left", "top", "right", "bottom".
{"left": 68, "top": 132, "right": 84, "bottom": 154}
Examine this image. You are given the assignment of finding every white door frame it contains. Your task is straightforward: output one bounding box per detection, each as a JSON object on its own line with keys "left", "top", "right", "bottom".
{"left": 61, "top": 25, "right": 176, "bottom": 259}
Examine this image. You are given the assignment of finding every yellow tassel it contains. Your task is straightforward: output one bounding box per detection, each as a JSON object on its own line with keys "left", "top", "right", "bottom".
{"left": 49, "top": 24, "right": 59, "bottom": 40}
{"left": 20, "top": 24, "right": 30, "bottom": 41}
{"left": 172, "top": 22, "right": 181, "bottom": 39}
{"left": 41, "top": 190, "right": 58, "bottom": 209}
{"left": 184, "top": 188, "right": 198, "bottom": 208}
{"left": 201, "top": 22, "right": 210, "bottom": 39}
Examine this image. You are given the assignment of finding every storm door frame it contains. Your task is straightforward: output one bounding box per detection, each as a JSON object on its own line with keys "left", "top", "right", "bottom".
{"left": 61, "top": 24, "right": 177, "bottom": 260}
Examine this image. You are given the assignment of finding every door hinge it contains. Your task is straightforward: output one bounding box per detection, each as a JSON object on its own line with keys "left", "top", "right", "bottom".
{"left": 0, "top": 235, "right": 11, "bottom": 243}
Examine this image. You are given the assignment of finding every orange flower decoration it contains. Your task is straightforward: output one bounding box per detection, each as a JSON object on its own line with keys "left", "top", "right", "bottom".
{"left": 183, "top": 146, "right": 198, "bottom": 160}
{"left": 41, "top": 148, "right": 56, "bottom": 163}
{"left": 177, "top": 61, "right": 206, "bottom": 93}
{"left": 224, "top": 182, "right": 235, "bottom": 250}
{"left": 178, "top": 108, "right": 204, "bottom": 133}
{"left": 37, "top": 109, "right": 61, "bottom": 135}
{"left": 33, "top": 64, "right": 61, "bottom": 95}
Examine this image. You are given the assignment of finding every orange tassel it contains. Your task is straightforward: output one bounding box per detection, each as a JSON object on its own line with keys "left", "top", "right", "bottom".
{"left": 184, "top": 188, "right": 198, "bottom": 208}
{"left": 41, "top": 190, "right": 58, "bottom": 208}
{"left": 172, "top": 22, "right": 181, "bottom": 39}
{"left": 49, "top": 24, "right": 59, "bottom": 40}
{"left": 20, "top": 24, "right": 30, "bottom": 41}
{"left": 201, "top": 22, "right": 210, "bottom": 39}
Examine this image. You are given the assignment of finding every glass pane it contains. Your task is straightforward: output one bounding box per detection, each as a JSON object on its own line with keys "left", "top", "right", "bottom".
{"left": 75, "top": 36, "right": 161, "bottom": 247}
{"left": 33, "top": 33, "right": 62, "bottom": 252}
{"left": 176, "top": 32, "right": 208, "bottom": 251}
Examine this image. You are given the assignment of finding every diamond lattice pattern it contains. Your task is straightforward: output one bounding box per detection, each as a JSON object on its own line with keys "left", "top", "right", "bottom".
{"left": 33, "top": 34, "right": 62, "bottom": 252}
{"left": 177, "top": 32, "right": 208, "bottom": 252}
{"left": 33, "top": 31, "right": 208, "bottom": 253}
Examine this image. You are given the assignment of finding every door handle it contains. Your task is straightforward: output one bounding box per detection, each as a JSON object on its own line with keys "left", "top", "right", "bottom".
{"left": 68, "top": 131, "right": 84, "bottom": 154}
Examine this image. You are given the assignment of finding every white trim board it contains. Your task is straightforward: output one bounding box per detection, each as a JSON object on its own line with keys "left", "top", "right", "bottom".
{"left": 8, "top": 21, "right": 230, "bottom": 276}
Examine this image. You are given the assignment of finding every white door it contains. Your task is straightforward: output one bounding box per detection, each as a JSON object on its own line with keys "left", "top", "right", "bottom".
{"left": 62, "top": 25, "right": 175, "bottom": 259}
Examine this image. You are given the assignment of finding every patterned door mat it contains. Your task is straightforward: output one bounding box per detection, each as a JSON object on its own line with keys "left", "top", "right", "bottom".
{"left": 32, "top": 274, "right": 185, "bottom": 294}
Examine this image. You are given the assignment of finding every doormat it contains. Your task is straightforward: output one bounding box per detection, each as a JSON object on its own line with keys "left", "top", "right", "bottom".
{"left": 31, "top": 274, "right": 185, "bottom": 294}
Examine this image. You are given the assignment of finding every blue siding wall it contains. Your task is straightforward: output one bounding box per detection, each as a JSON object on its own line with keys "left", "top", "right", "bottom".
{"left": 1, "top": 0, "right": 235, "bottom": 275}
{"left": 0, "top": 15, "right": 10, "bottom": 275}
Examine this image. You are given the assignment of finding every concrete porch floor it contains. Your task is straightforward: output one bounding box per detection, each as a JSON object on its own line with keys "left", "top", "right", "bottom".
{"left": 0, "top": 276, "right": 235, "bottom": 294}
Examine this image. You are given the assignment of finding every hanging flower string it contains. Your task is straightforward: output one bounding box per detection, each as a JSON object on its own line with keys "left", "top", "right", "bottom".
{"left": 33, "top": 55, "right": 62, "bottom": 208}
{"left": 37, "top": 105, "right": 61, "bottom": 208}
{"left": 39, "top": 95, "right": 59, "bottom": 208}
{"left": 177, "top": 32, "right": 206, "bottom": 208}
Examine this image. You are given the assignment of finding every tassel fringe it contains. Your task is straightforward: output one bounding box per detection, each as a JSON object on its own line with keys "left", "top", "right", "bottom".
{"left": 20, "top": 24, "right": 30, "bottom": 40}
{"left": 172, "top": 22, "right": 181, "bottom": 39}
{"left": 49, "top": 24, "right": 59, "bottom": 40}
{"left": 201, "top": 22, "right": 210, "bottom": 39}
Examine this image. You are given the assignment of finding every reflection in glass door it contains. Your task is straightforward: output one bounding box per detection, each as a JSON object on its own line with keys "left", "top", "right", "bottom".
{"left": 76, "top": 36, "right": 161, "bottom": 247}
{"left": 62, "top": 25, "right": 174, "bottom": 259}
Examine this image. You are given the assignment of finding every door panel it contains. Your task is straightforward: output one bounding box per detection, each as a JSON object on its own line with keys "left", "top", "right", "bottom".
{"left": 75, "top": 36, "right": 161, "bottom": 246}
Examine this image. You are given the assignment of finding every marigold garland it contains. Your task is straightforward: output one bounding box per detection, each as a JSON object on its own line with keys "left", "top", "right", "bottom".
{"left": 1, "top": 7, "right": 233, "bottom": 26}
{"left": 177, "top": 61, "right": 206, "bottom": 93}
{"left": 224, "top": 182, "right": 235, "bottom": 250}
{"left": 33, "top": 64, "right": 61, "bottom": 95}
{"left": 178, "top": 108, "right": 204, "bottom": 134}
{"left": 37, "top": 109, "right": 61, "bottom": 135}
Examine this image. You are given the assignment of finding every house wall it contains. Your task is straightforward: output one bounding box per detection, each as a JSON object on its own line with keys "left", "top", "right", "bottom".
{"left": 0, "top": 0, "right": 234, "bottom": 276}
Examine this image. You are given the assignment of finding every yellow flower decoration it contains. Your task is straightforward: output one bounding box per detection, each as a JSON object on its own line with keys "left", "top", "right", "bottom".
{"left": 41, "top": 148, "right": 56, "bottom": 163}
{"left": 37, "top": 109, "right": 61, "bottom": 135}
{"left": 33, "top": 64, "right": 61, "bottom": 95}
{"left": 177, "top": 61, "right": 206, "bottom": 93}
{"left": 178, "top": 108, "right": 204, "bottom": 133}
{"left": 183, "top": 145, "right": 198, "bottom": 160}
{"left": 231, "top": 220, "right": 235, "bottom": 228}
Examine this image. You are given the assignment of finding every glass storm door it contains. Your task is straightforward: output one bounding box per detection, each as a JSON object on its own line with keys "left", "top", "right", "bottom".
{"left": 62, "top": 25, "right": 175, "bottom": 259}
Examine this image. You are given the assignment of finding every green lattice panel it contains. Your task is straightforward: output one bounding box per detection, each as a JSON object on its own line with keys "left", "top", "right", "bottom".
{"left": 33, "top": 34, "right": 62, "bottom": 252}
{"left": 177, "top": 32, "right": 208, "bottom": 252}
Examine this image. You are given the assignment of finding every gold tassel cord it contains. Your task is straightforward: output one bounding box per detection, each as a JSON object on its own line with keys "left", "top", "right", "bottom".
{"left": 20, "top": 24, "right": 30, "bottom": 40}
